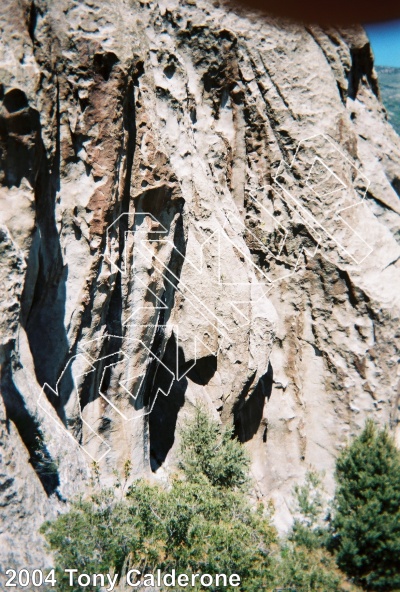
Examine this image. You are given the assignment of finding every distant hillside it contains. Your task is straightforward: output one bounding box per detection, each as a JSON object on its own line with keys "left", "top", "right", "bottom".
{"left": 376, "top": 66, "right": 400, "bottom": 135}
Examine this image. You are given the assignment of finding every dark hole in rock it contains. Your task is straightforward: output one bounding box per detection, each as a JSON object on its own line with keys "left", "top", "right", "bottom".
{"left": 93, "top": 52, "right": 119, "bottom": 81}
{"left": 221, "top": 87, "right": 230, "bottom": 108}
{"left": 185, "top": 354, "right": 217, "bottom": 385}
{"left": 203, "top": 72, "right": 214, "bottom": 93}
{"left": 391, "top": 176, "right": 400, "bottom": 198}
{"left": 164, "top": 64, "right": 176, "bottom": 79}
{"left": 79, "top": 96, "right": 89, "bottom": 112}
{"left": 3, "top": 88, "right": 29, "bottom": 113}
{"left": 133, "top": 61, "right": 145, "bottom": 86}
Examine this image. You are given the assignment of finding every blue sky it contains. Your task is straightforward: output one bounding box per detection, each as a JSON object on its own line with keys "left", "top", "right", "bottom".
{"left": 365, "top": 19, "right": 400, "bottom": 68}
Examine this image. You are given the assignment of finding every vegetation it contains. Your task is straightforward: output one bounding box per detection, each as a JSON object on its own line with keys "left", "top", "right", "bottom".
{"left": 42, "top": 408, "right": 275, "bottom": 591}
{"left": 273, "top": 470, "right": 361, "bottom": 592}
{"left": 42, "top": 411, "right": 400, "bottom": 591}
{"left": 330, "top": 420, "right": 400, "bottom": 590}
{"left": 290, "top": 471, "right": 329, "bottom": 550}
{"left": 282, "top": 421, "right": 400, "bottom": 591}
{"left": 273, "top": 545, "right": 350, "bottom": 592}
{"left": 178, "top": 406, "right": 250, "bottom": 489}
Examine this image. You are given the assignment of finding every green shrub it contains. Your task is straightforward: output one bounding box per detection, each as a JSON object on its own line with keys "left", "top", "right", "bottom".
{"left": 42, "top": 408, "right": 276, "bottom": 591}
{"left": 126, "top": 478, "right": 276, "bottom": 591}
{"left": 45, "top": 410, "right": 397, "bottom": 592}
{"left": 179, "top": 406, "right": 250, "bottom": 489}
{"left": 290, "top": 471, "right": 330, "bottom": 550}
{"left": 274, "top": 544, "right": 346, "bottom": 591}
{"left": 41, "top": 490, "right": 136, "bottom": 590}
{"left": 271, "top": 471, "right": 361, "bottom": 592}
{"left": 330, "top": 420, "right": 400, "bottom": 590}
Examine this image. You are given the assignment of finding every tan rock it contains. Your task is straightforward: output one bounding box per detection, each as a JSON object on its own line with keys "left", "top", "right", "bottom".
{"left": 0, "top": 0, "right": 399, "bottom": 569}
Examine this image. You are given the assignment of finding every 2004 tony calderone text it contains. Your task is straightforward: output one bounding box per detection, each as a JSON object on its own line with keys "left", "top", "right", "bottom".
{"left": 5, "top": 568, "right": 241, "bottom": 589}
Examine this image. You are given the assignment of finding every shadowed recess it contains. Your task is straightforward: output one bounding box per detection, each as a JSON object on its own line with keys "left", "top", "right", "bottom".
{"left": 0, "top": 347, "right": 60, "bottom": 496}
{"left": 234, "top": 362, "right": 273, "bottom": 443}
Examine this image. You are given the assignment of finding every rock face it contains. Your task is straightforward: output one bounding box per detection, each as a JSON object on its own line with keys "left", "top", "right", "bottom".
{"left": 0, "top": 0, "right": 399, "bottom": 573}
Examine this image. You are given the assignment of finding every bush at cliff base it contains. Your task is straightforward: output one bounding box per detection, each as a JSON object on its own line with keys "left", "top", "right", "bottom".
{"left": 330, "top": 420, "right": 400, "bottom": 590}
{"left": 41, "top": 408, "right": 276, "bottom": 592}
{"left": 41, "top": 408, "right": 367, "bottom": 591}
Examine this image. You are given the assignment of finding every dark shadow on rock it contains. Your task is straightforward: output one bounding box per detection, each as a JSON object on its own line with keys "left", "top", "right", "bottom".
{"left": 148, "top": 332, "right": 186, "bottom": 471}
{"left": 116, "top": 201, "right": 186, "bottom": 420}
{"left": 149, "top": 334, "right": 217, "bottom": 471}
{"left": 186, "top": 354, "right": 217, "bottom": 385}
{"left": 234, "top": 362, "right": 273, "bottom": 443}
{"left": 94, "top": 52, "right": 119, "bottom": 82}
{"left": 149, "top": 375, "right": 187, "bottom": 472}
{"left": 0, "top": 345, "right": 61, "bottom": 496}
{"left": 15, "top": 83, "right": 73, "bottom": 420}
{"left": 0, "top": 89, "right": 41, "bottom": 188}
{"left": 149, "top": 332, "right": 218, "bottom": 472}
{"left": 347, "top": 43, "right": 379, "bottom": 101}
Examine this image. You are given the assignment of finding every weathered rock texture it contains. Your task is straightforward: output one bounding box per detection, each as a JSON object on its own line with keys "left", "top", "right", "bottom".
{"left": 0, "top": 0, "right": 399, "bottom": 575}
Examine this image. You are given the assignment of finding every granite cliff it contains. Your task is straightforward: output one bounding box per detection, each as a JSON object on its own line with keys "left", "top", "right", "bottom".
{"left": 0, "top": 0, "right": 399, "bottom": 574}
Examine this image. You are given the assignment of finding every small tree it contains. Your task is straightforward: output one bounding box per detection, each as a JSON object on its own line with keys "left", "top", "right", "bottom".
{"left": 290, "top": 470, "right": 329, "bottom": 550}
{"left": 330, "top": 420, "right": 400, "bottom": 590}
{"left": 179, "top": 405, "right": 250, "bottom": 489}
{"left": 272, "top": 471, "right": 359, "bottom": 592}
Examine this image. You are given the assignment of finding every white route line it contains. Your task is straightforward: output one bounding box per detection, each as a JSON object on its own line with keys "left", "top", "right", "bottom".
{"left": 36, "top": 134, "right": 374, "bottom": 462}
{"left": 273, "top": 133, "right": 373, "bottom": 265}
